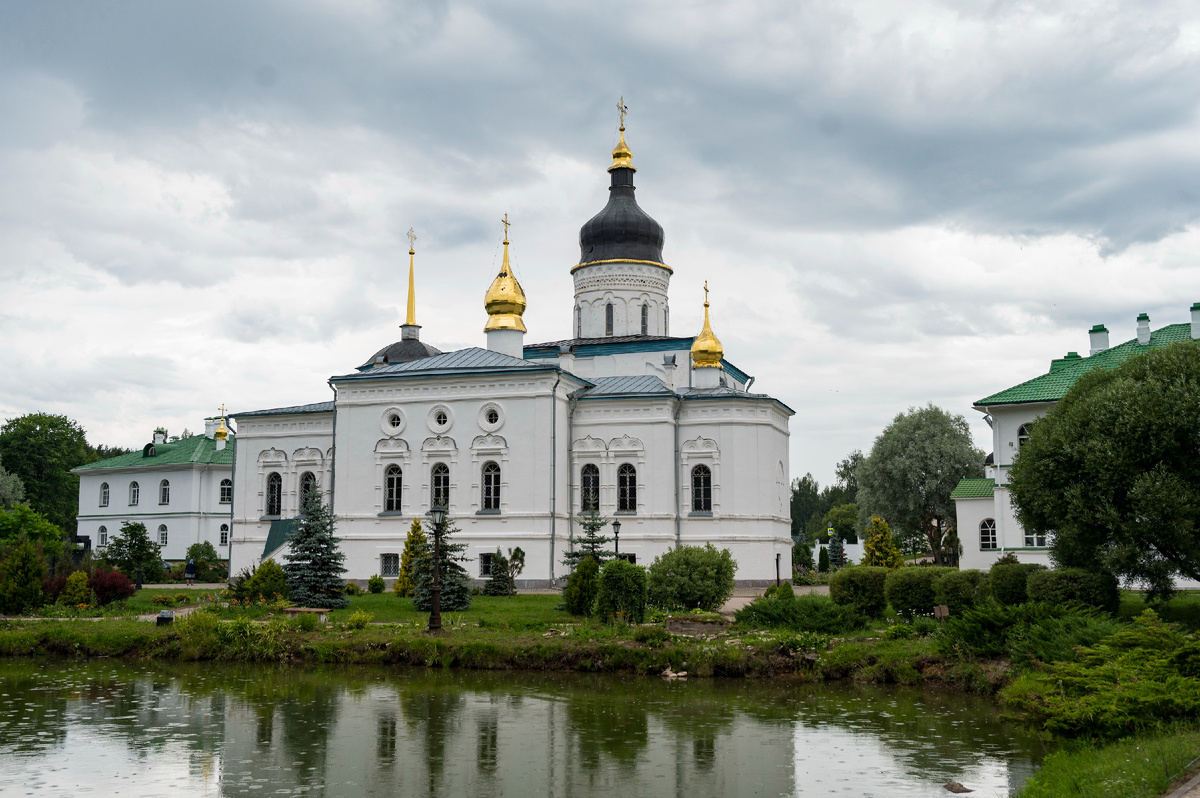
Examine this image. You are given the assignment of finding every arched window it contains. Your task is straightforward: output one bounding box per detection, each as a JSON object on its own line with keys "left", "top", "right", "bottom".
{"left": 1017, "top": 424, "right": 1032, "bottom": 449}
{"left": 98, "top": 525, "right": 108, "bottom": 547}
{"left": 385, "top": 465, "right": 402, "bottom": 512}
{"left": 431, "top": 463, "right": 450, "bottom": 509}
{"left": 575, "top": 305, "right": 581, "bottom": 338}
{"left": 641, "top": 303, "right": 649, "bottom": 335}
{"left": 605, "top": 302, "right": 614, "bottom": 336}
{"left": 220, "top": 478, "right": 233, "bottom": 504}
{"left": 300, "top": 472, "right": 317, "bottom": 507}
{"left": 159, "top": 479, "right": 170, "bottom": 505}
{"left": 158, "top": 524, "right": 168, "bottom": 546}
{"left": 664, "top": 307, "right": 669, "bottom": 335}
{"left": 691, "top": 464, "right": 713, "bottom": 512}
{"left": 266, "top": 472, "right": 282, "bottom": 517}
{"left": 99, "top": 482, "right": 110, "bottom": 508}
{"left": 129, "top": 481, "right": 140, "bottom": 506}
{"left": 481, "top": 462, "right": 501, "bottom": 511}
{"left": 220, "top": 523, "right": 229, "bottom": 547}
{"left": 617, "top": 463, "right": 637, "bottom": 513}
{"left": 580, "top": 464, "right": 600, "bottom": 512}
{"left": 980, "top": 519, "right": 997, "bottom": 550}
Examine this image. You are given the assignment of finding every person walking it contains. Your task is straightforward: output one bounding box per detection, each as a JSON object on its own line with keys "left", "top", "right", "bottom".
{"left": 184, "top": 558, "right": 197, "bottom": 587}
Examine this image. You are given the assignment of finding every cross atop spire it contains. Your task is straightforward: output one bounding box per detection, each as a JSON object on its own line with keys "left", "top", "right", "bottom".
{"left": 617, "top": 96, "right": 628, "bottom": 130}
{"left": 703, "top": 280, "right": 710, "bottom": 306}
{"left": 501, "top": 213, "right": 511, "bottom": 242}
{"left": 407, "top": 227, "right": 417, "bottom": 253}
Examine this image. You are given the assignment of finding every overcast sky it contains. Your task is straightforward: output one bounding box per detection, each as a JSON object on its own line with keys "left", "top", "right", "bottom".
{"left": 2, "top": 0, "right": 1199, "bottom": 486}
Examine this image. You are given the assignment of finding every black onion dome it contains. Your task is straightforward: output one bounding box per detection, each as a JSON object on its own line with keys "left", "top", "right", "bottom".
{"left": 577, "top": 167, "right": 666, "bottom": 266}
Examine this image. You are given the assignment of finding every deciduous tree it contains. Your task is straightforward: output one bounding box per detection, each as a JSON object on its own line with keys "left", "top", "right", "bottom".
{"left": 856, "top": 404, "right": 984, "bottom": 565}
{"left": 0, "top": 413, "right": 91, "bottom": 533}
{"left": 101, "top": 521, "right": 163, "bottom": 581}
{"left": 1008, "top": 342, "right": 1200, "bottom": 601}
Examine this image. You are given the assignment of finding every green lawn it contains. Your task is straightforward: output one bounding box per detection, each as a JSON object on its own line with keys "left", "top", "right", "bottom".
{"left": 1118, "top": 590, "right": 1200, "bottom": 631}
{"left": 327, "top": 593, "right": 570, "bottom": 629}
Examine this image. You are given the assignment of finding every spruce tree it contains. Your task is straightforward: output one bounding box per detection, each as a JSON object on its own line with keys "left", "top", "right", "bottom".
{"left": 412, "top": 519, "right": 472, "bottom": 611}
{"left": 393, "top": 518, "right": 427, "bottom": 597}
{"left": 828, "top": 534, "right": 844, "bottom": 570}
{"left": 562, "top": 510, "right": 615, "bottom": 571}
{"left": 482, "top": 548, "right": 512, "bottom": 596}
{"left": 283, "top": 487, "right": 348, "bottom": 609}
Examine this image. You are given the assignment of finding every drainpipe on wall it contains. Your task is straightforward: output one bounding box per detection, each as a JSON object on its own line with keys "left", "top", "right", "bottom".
{"left": 548, "top": 372, "right": 563, "bottom": 585}
{"left": 745, "top": 375, "right": 754, "bottom": 392}
{"left": 327, "top": 380, "right": 338, "bottom": 515}
{"left": 566, "top": 388, "right": 579, "bottom": 562}
{"left": 228, "top": 427, "right": 236, "bottom": 568}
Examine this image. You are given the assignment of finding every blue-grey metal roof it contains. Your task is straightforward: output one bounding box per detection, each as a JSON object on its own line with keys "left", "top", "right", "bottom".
{"left": 332, "top": 347, "right": 576, "bottom": 383}
{"left": 233, "top": 401, "right": 335, "bottom": 418}
{"left": 578, "top": 375, "right": 675, "bottom": 398}
{"left": 683, "top": 386, "right": 795, "bottom": 415}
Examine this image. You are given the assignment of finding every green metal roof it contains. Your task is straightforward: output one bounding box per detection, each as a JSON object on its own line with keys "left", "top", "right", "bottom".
{"left": 263, "top": 518, "right": 299, "bottom": 560}
{"left": 73, "top": 435, "right": 235, "bottom": 471}
{"left": 977, "top": 323, "right": 1195, "bottom": 406}
{"left": 951, "top": 478, "right": 996, "bottom": 499}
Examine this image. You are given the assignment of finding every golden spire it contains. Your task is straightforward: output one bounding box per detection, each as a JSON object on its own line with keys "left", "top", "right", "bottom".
{"left": 215, "top": 404, "right": 229, "bottom": 440}
{"left": 691, "top": 282, "right": 724, "bottom": 368}
{"left": 484, "top": 214, "right": 527, "bottom": 332}
{"left": 405, "top": 227, "right": 418, "bottom": 326}
{"left": 609, "top": 96, "right": 635, "bottom": 172}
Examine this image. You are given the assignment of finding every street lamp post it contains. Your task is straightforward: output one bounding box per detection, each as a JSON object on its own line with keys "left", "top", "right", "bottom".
{"left": 428, "top": 504, "right": 447, "bottom": 632}
{"left": 611, "top": 519, "right": 621, "bottom": 559}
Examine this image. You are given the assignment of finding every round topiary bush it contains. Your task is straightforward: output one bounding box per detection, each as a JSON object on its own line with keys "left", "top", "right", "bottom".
{"left": 563, "top": 556, "right": 600, "bottom": 616}
{"left": 884, "top": 566, "right": 955, "bottom": 620}
{"left": 829, "top": 566, "right": 889, "bottom": 617}
{"left": 57, "top": 571, "right": 93, "bottom": 606}
{"left": 934, "top": 569, "right": 988, "bottom": 616}
{"left": 1026, "top": 567, "right": 1119, "bottom": 614}
{"left": 989, "top": 561, "right": 1045, "bottom": 605}
{"left": 646, "top": 544, "right": 736, "bottom": 612}
{"left": 594, "top": 559, "right": 648, "bottom": 623}
{"left": 367, "top": 574, "right": 385, "bottom": 594}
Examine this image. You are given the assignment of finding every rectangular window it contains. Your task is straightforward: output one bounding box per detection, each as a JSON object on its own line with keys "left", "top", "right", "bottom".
{"left": 220, "top": 480, "right": 233, "bottom": 504}
{"left": 381, "top": 553, "right": 400, "bottom": 578}
{"left": 617, "top": 553, "right": 637, "bottom": 565}
{"left": 480, "top": 552, "right": 493, "bottom": 577}
{"left": 1024, "top": 531, "right": 1047, "bottom": 547}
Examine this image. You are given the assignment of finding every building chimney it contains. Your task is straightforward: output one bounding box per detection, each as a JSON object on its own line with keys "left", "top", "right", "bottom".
{"left": 153, "top": 428, "right": 167, "bottom": 445}
{"left": 1088, "top": 324, "right": 1109, "bottom": 356}
{"left": 557, "top": 345, "right": 574, "bottom": 373}
{"left": 1137, "top": 313, "right": 1151, "bottom": 346}
{"left": 1192, "top": 302, "right": 1200, "bottom": 340}
{"left": 204, "top": 418, "right": 220, "bottom": 438}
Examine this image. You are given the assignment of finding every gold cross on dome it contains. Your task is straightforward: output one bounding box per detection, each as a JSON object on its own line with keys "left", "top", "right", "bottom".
{"left": 407, "top": 227, "right": 417, "bottom": 251}
{"left": 501, "top": 213, "right": 511, "bottom": 240}
{"left": 617, "top": 96, "right": 628, "bottom": 129}
{"left": 218, "top": 404, "right": 227, "bottom": 419}
{"left": 703, "top": 281, "right": 709, "bottom": 304}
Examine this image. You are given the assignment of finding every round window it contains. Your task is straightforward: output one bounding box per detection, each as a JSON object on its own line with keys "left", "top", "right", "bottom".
{"left": 486, "top": 409, "right": 499, "bottom": 425}
{"left": 436, "top": 410, "right": 448, "bottom": 426}
{"left": 389, "top": 414, "right": 402, "bottom": 428}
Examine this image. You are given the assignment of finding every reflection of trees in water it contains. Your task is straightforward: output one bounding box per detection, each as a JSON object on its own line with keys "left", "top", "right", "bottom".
{"left": 565, "top": 679, "right": 650, "bottom": 772}
{"left": 401, "top": 686, "right": 466, "bottom": 797}
{"left": 0, "top": 665, "right": 69, "bottom": 754}
{"left": 378, "top": 714, "right": 397, "bottom": 764}
{"left": 278, "top": 681, "right": 340, "bottom": 795}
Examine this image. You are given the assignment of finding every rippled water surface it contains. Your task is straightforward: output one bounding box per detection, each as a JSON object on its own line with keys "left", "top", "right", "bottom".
{"left": 0, "top": 660, "right": 1048, "bottom": 797}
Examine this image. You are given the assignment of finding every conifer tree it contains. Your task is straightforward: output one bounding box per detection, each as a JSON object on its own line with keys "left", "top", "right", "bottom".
{"left": 562, "top": 510, "right": 615, "bottom": 571}
{"left": 412, "top": 519, "right": 471, "bottom": 611}
{"left": 393, "top": 518, "right": 427, "bottom": 597}
{"left": 482, "top": 548, "right": 512, "bottom": 596}
{"left": 0, "top": 537, "right": 45, "bottom": 614}
{"left": 283, "top": 487, "right": 348, "bottom": 609}
{"left": 828, "top": 534, "right": 844, "bottom": 569}
{"left": 861, "top": 515, "right": 904, "bottom": 568}
{"left": 817, "top": 545, "right": 829, "bottom": 572}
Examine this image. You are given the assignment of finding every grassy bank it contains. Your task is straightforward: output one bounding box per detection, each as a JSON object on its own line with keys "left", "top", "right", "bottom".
{"left": 1016, "top": 725, "right": 1200, "bottom": 798}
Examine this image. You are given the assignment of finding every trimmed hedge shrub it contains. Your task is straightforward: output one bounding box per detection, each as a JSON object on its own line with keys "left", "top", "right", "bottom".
{"left": 884, "top": 566, "right": 955, "bottom": 620}
{"left": 829, "top": 566, "right": 888, "bottom": 617}
{"left": 935, "top": 569, "right": 988, "bottom": 616}
{"left": 367, "top": 574, "right": 385, "bottom": 594}
{"left": 563, "top": 556, "right": 600, "bottom": 616}
{"left": 58, "top": 571, "right": 93, "bottom": 606}
{"left": 1026, "top": 568, "right": 1120, "bottom": 614}
{"left": 646, "top": 544, "right": 737, "bottom": 612}
{"left": 735, "top": 593, "right": 868, "bottom": 634}
{"left": 594, "top": 558, "right": 648, "bottom": 623}
{"left": 989, "top": 562, "right": 1045, "bottom": 605}
{"left": 763, "top": 582, "right": 795, "bottom": 600}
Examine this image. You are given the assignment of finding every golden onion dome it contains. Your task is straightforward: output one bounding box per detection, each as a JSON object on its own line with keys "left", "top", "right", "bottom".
{"left": 609, "top": 125, "right": 635, "bottom": 172}
{"left": 214, "top": 405, "right": 230, "bottom": 440}
{"left": 691, "top": 282, "right": 724, "bottom": 369}
{"left": 484, "top": 232, "right": 527, "bottom": 333}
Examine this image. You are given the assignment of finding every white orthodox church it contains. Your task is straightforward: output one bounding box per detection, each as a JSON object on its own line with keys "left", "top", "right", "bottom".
{"left": 228, "top": 121, "right": 794, "bottom": 586}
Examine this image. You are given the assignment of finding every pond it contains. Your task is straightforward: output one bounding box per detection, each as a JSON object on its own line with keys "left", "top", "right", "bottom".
{"left": 0, "top": 660, "right": 1048, "bottom": 797}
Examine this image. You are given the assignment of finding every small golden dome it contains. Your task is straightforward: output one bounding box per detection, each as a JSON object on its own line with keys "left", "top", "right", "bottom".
{"left": 484, "top": 225, "right": 527, "bottom": 333}
{"left": 609, "top": 126, "right": 635, "bottom": 172}
{"left": 691, "top": 282, "right": 724, "bottom": 369}
{"left": 215, "top": 405, "right": 230, "bottom": 440}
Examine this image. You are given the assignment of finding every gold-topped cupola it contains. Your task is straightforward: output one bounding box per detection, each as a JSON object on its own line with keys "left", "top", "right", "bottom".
{"left": 484, "top": 215, "right": 528, "bottom": 358}
{"left": 691, "top": 282, "right": 725, "bottom": 388}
